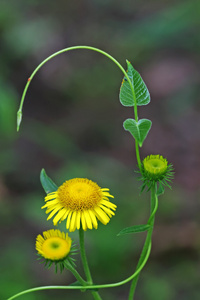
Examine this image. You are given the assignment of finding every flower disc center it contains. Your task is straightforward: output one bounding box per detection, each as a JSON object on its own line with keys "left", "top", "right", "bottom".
{"left": 42, "top": 237, "right": 70, "bottom": 260}
{"left": 143, "top": 155, "right": 168, "bottom": 176}
{"left": 57, "top": 178, "right": 102, "bottom": 211}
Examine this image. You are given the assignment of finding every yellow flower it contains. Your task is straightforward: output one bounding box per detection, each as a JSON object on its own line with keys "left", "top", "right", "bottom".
{"left": 36, "top": 229, "right": 72, "bottom": 261}
{"left": 42, "top": 178, "right": 117, "bottom": 232}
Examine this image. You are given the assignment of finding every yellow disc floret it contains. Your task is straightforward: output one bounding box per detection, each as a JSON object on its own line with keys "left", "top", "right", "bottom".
{"left": 58, "top": 178, "right": 102, "bottom": 211}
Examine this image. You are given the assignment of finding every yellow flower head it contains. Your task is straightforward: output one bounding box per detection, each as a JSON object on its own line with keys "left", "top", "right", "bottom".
{"left": 36, "top": 229, "right": 72, "bottom": 261}
{"left": 42, "top": 178, "right": 117, "bottom": 232}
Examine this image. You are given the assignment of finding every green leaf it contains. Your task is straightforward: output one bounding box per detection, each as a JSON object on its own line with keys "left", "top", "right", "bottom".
{"left": 157, "top": 183, "right": 165, "bottom": 197}
{"left": 40, "top": 169, "right": 58, "bottom": 194}
{"left": 119, "top": 60, "right": 150, "bottom": 107}
{"left": 117, "top": 224, "right": 151, "bottom": 236}
{"left": 123, "top": 118, "right": 152, "bottom": 147}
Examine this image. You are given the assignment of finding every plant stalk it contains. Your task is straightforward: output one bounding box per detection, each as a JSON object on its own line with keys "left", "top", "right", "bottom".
{"left": 79, "top": 227, "right": 102, "bottom": 300}
{"left": 128, "top": 184, "right": 157, "bottom": 300}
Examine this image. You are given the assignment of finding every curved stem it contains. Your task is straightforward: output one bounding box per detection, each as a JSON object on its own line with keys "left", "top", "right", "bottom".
{"left": 128, "top": 184, "right": 157, "bottom": 300}
{"left": 79, "top": 227, "right": 102, "bottom": 300}
{"left": 7, "top": 241, "right": 152, "bottom": 300}
{"left": 17, "top": 45, "right": 141, "bottom": 169}
{"left": 7, "top": 185, "right": 158, "bottom": 300}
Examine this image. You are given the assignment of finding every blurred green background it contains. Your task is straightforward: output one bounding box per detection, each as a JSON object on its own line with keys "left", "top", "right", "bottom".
{"left": 0, "top": 0, "right": 200, "bottom": 299}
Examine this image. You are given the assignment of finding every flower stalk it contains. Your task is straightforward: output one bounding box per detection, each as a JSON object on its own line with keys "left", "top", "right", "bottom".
{"left": 79, "top": 227, "right": 102, "bottom": 300}
{"left": 128, "top": 184, "right": 157, "bottom": 300}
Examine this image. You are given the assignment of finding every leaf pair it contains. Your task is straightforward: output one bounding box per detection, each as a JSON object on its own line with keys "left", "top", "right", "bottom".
{"left": 120, "top": 61, "right": 151, "bottom": 146}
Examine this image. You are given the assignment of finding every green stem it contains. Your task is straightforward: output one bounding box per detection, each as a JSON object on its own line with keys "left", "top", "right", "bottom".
{"left": 7, "top": 242, "right": 151, "bottom": 300}
{"left": 79, "top": 227, "right": 102, "bottom": 300}
{"left": 8, "top": 196, "right": 156, "bottom": 300}
{"left": 64, "top": 261, "right": 87, "bottom": 287}
{"left": 79, "top": 227, "right": 93, "bottom": 284}
{"left": 128, "top": 184, "right": 157, "bottom": 300}
{"left": 7, "top": 189, "right": 157, "bottom": 300}
{"left": 17, "top": 45, "right": 141, "bottom": 169}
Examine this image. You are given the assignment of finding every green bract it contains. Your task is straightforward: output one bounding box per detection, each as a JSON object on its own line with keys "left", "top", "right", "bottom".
{"left": 37, "top": 245, "right": 77, "bottom": 274}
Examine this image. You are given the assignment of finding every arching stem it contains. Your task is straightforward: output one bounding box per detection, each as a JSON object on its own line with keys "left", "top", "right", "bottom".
{"left": 7, "top": 242, "right": 151, "bottom": 300}
{"left": 17, "top": 45, "right": 141, "bottom": 169}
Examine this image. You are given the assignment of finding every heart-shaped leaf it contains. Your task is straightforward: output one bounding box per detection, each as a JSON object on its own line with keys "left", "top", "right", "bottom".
{"left": 117, "top": 224, "right": 151, "bottom": 236}
{"left": 123, "top": 118, "right": 152, "bottom": 147}
{"left": 119, "top": 60, "right": 150, "bottom": 107}
{"left": 40, "top": 168, "right": 58, "bottom": 194}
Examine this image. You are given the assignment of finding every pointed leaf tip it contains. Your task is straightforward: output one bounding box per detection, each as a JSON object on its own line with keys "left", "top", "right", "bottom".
{"left": 40, "top": 169, "right": 58, "bottom": 194}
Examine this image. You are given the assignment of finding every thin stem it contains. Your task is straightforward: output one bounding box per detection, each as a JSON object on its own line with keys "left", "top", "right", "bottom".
{"left": 79, "top": 227, "right": 93, "bottom": 284}
{"left": 128, "top": 184, "right": 157, "bottom": 300}
{"left": 7, "top": 189, "right": 157, "bottom": 300}
{"left": 64, "top": 261, "right": 87, "bottom": 287}
{"left": 79, "top": 227, "right": 102, "bottom": 300}
{"left": 17, "top": 45, "right": 141, "bottom": 169}
{"left": 7, "top": 242, "right": 151, "bottom": 300}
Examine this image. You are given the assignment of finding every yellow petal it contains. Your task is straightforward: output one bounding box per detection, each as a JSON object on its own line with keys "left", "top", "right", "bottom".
{"left": 76, "top": 211, "right": 81, "bottom": 230}
{"left": 81, "top": 212, "right": 87, "bottom": 231}
{"left": 83, "top": 210, "right": 92, "bottom": 229}
{"left": 100, "top": 205, "right": 115, "bottom": 217}
{"left": 94, "top": 206, "right": 110, "bottom": 225}
{"left": 102, "top": 192, "right": 114, "bottom": 198}
{"left": 101, "top": 199, "right": 117, "bottom": 209}
{"left": 53, "top": 208, "right": 67, "bottom": 225}
{"left": 45, "top": 193, "right": 57, "bottom": 201}
{"left": 47, "top": 205, "right": 62, "bottom": 220}
{"left": 61, "top": 210, "right": 70, "bottom": 221}
{"left": 45, "top": 207, "right": 54, "bottom": 214}
{"left": 66, "top": 211, "right": 72, "bottom": 229}
{"left": 88, "top": 210, "right": 98, "bottom": 229}
{"left": 42, "top": 199, "right": 59, "bottom": 208}
{"left": 69, "top": 212, "right": 77, "bottom": 232}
